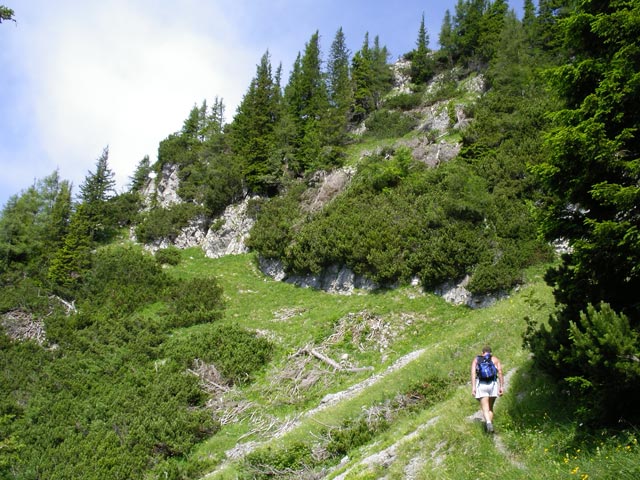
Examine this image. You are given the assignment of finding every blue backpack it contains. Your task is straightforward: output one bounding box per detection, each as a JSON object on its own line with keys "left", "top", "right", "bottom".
{"left": 476, "top": 353, "right": 497, "bottom": 382}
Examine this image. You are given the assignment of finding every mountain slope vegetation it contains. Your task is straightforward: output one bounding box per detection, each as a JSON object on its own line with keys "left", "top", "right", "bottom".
{"left": 1, "top": 1, "right": 639, "bottom": 478}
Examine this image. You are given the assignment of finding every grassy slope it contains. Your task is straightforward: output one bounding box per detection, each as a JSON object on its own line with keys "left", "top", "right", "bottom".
{"left": 162, "top": 249, "right": 640, "bottom": 479}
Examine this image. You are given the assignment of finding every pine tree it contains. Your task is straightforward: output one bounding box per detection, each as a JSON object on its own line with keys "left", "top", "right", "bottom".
{"left": 230, "top": 51, "right": 281, "bottom": 193}
{"left": 452, "top": 0, "right": 486, "bottom": 66}
{"left": 522, "top": 0, "right": 536, "bottom": 45}
{"left": 527, "top": 0, "right": 640, "bottom": 423}
{"left": 78, "top": 147, "right": 117, "bottom": 242}
{"left": 438, "top": 9, "right": 455, "bottom": 67}
{"left": 42, "top": 174, "right": 72, "bottom": 264}
{"left": 48, "top": 203, "right": 93, "bottom": 294}
{"left": 411, "top": 13, "right": 435, "bottom": 84}
{"left": 129, "top": 155, "right": 152, "bottom": 192}
{"left": 0, "top": 5, "right": 14, "bottom": 23}
{"left": 371, "top": 35, "right": 393, "bottom": 108}
{"left": 0, "top": 171, "right": 71, "bottom": 280}
{"left": 536, "top": 0, "right": 574, "bottom": 56}
{"left": 326, "top": 27, "right": 353, "bottom": 146}
{"left": 282, "top": 31, "right": 330, "bottom": 173}
{"left": 351, "top": 33, "right": 374, "bottom": 123}
{"left": 478, "top": 0, "right": 508, "bottom": 65}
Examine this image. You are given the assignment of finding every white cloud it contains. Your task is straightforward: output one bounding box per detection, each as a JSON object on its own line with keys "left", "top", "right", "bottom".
{"left": 1, "top": 0, "right": 256, "bottom": 199}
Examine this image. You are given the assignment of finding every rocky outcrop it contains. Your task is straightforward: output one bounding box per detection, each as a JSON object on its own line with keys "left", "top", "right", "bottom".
{"left": 435, "top": 275, "right": 508, "bottom": 309}
{"left": 141, "top": 164, "right": 182, "bottom": 209}
{"left": 391, "top": 58, "right": 412, "bottom": 93}
{"left": 203, "top": 197, "right": 257, "bottom": 259}
{"left": 258, "top": 257, "right": 377, "bottom": 295}
{"left": 301, "top": 167, "right": 355, "bottom": 214}
{"left": 398, "top": 136, "right": 461, "bottom": 167}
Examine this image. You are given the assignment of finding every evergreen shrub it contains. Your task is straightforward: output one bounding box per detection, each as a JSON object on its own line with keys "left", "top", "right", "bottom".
{"left": 155, "top": 246, "right": 182, "bottom": 266}
{"left": 164, "top": 277, "right": 225, "bottom": 328}
{"left": 134, "top": 203, "right": 202, "bottom": 244}
{"left": 164, "top": 323, "right": 272, "bottom": 385}
{"left": 83, "top": 245, "right": 169, "bottom": 317}
{"left": 364, "top": 109, "right": 419, "bottom": 139}
{"left": 384, "top": 92, "right": 423, "bottom": 111}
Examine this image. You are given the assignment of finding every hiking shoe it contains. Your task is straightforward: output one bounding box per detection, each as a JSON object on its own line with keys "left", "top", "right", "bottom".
{"left": 486, "top": 422, "right": 494, "bottom": 434}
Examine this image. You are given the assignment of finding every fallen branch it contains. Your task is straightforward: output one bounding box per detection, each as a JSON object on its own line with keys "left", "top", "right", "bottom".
{"left": 49, "top": 295, "right": 77, "bottom": 314}
{"left": 295, "top": 346, "right": 373, "bottom": 373}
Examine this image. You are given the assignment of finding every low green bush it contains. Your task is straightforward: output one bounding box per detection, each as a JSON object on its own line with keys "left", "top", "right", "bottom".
{"left": 243, "top": 442, "right": 313, "bottom": 479}
{"left": 164, "top": 276, "right": 225, "bottom": 328}
{"left": 155, "top": 246, "right": 182, "bottom": 266}
{"left": 134, "top": 203, "right": 202, "bottom": 244}
{"left": 384, "top": 92, "right": 423, "bottom": 111}
{"left": 364, "top": 109, "right": 418, "bottom": 139}
{"left": 164, "top": 323, "right": 273, "bottom": 385}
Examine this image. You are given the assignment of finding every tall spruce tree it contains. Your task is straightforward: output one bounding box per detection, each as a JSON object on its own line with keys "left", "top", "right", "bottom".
{"left": 48, "top": 203, "right": 93, "bottom": 295}
{"left": 283, "top": 31, "right": 330, "bottom": 173}
{"left": 371, "top": 35, "right": 392, "bottom": 107}
{"left": 351, "top": 33, "right": 392, "bottom": 123}
{"left": 527, "top": 0, "right": 640, "bottom": 423}
{"left": 478, "top": 0, "right": 508, "bottom": 65}
{"left": 326, "top": 27, "right": 353, "bottom": 147}
{"left": 351, "top": 33, "right": 375, "bottom": 123}
{"left": 411, "top": 13, "right": 435, "bottom": 84}
{"left": 78, "top": 147, "right": 116, "bottom": 242}
{"left": 452, "top": 0, "right": 486, "bottom": 66}
{"left": 438, "top": 9, "right": 455, "bottom": 67}
{"left": 229, "top": 51, "right": 281, "bottom": 193}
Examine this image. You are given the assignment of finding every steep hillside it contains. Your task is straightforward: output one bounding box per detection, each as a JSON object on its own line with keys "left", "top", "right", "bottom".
{"left": 139, "top": 64, "right": 549, "bottom": 309}
{"left": 161, "top": 251, "right": 639, "bottom": 479}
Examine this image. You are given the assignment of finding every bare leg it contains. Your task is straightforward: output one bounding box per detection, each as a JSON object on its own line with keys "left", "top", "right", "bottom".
{"left": 478, "top": 397, "right": 493, "bottom": 424}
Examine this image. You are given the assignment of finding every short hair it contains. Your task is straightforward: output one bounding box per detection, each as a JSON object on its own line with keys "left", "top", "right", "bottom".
{"left": 482, "top": 345, "right": 492, "bottom": 354}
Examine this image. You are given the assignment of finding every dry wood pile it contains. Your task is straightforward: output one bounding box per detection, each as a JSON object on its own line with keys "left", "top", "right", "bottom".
{"left": 1, "top": 309, "right": 46, "bottom": 345}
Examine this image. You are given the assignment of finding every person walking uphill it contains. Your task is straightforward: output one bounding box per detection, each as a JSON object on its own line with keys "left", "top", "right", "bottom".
{"left": 471, "top": 346, "right": 504, "bottom": 433}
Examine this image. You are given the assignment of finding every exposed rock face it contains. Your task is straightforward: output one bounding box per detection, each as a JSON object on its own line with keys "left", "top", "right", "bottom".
{"left": 258, "top": 257, "right": 377, "bottom": 295}
{"left": 435, "top": 275, "right": 508, "bottom": 309}
{"left": 391, "top": 58, "right": 412, "bottom": 93}
{"left": 398, "top": 136, "right": 461, "bottom": 167}
{"left": 141, "top": 164, "right": 182, "bottom": 209}
{"left": 418, "top": 99, "right": 453, "bottom": 134}
{"left": 203, "top": 197, "right": 257, "bottom": 259}
{"left": 301, "top": 167, "right": 355, "bottom": 214}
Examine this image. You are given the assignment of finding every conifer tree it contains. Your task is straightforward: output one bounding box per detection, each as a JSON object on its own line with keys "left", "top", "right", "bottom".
{"left": 48, "top": 203, "right": 93, "bottom": 294}
{"left": 351, "top": 33, "right": 374, "bottom": 123}
{"left": 478, "top": 0, "right": 508, "bottom": 65}
{"left": 371, "top": 35, "right": 393, "bottom": 107}
{"left": 351, "top": 33, "right": 391, "bottom": 123}
{"left": 0, "top": 171, "right": 72, "bottom": 280}
{"left": 522, "top": 0, "right": 536, "bottom": 44}
{"left": 452, "top": 0, "right": 486, "bottom": 66}
{"left": 230, "top": 51, "right": 281, "bottom": 193}
{"left": 78, "top": 147, "right": 116, "bottom": 242}
{"left": 438, "top": 9, "right": 455, "bottom": 66}
{"left": 326, "top": 27, "right": 353, "bottom": 146}
{"left": 527, "top": 0, "right": 640, "bottom": 423}
{"left": 43, "top": 174, "right": 72, "bottom": 263}
{"left": 129, "top": 155, "right": 152, "bottom": 192}
{"left": 0, "top": 5, "right": 14, "bottom": 23}
{"left": 411, "top": 13, "right": 435, "bottom": 84}
{"left": 536, "top": 0, "right": 574, "bottom": 55}
{"left": 283, "top": 31, "right": 330, "bottom": 173}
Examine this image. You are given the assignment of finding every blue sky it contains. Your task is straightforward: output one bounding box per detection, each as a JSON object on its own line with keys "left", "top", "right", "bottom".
{"left": 0, "top": 1, "right": 523, "bottom": 208}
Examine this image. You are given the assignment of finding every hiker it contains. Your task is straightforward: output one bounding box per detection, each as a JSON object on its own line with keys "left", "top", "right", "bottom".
{"left": 471, "top": 345, "right": 504, "bottom": 433}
